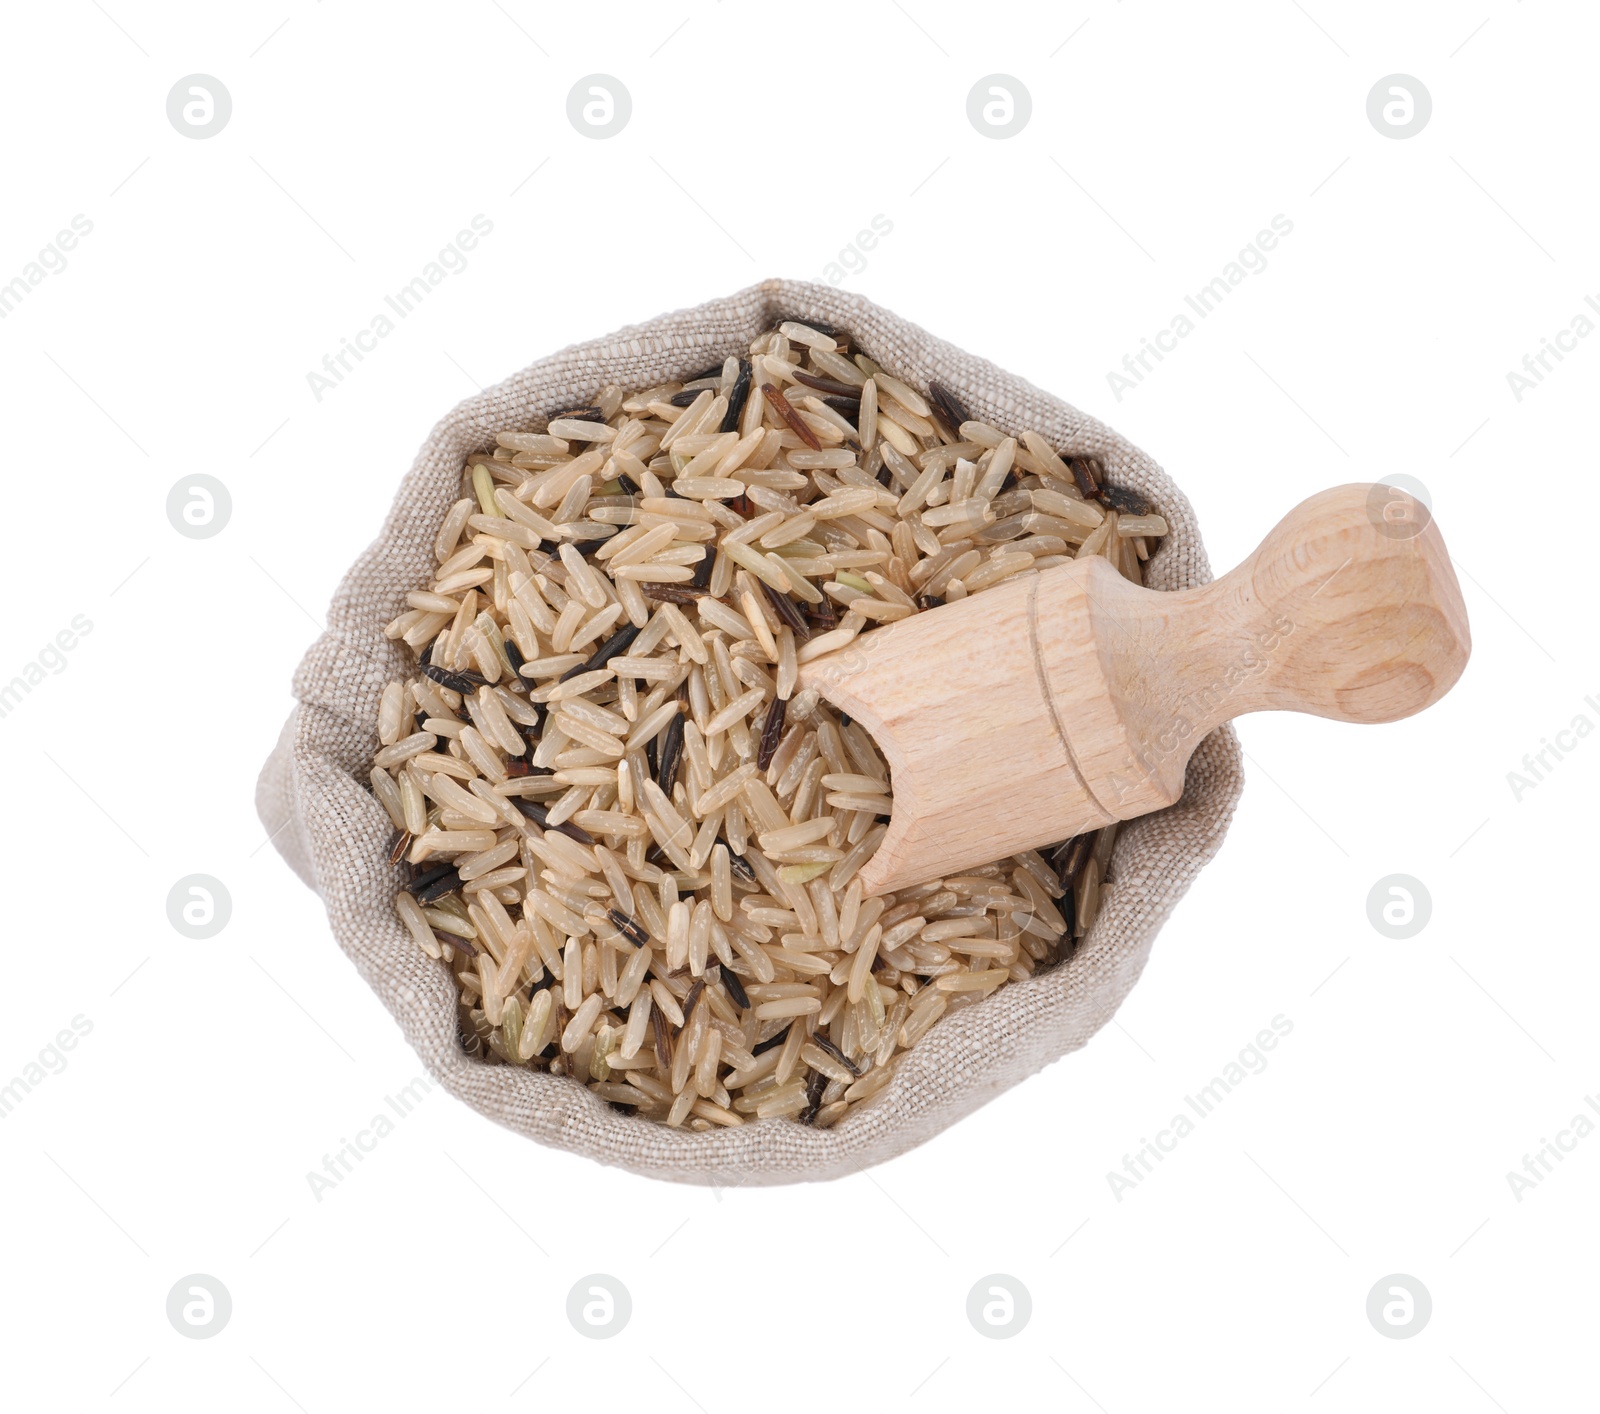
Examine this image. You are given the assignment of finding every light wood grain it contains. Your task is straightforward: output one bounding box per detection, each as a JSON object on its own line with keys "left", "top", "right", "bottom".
{"left": 800, "top": 483, "right": 1470, "bottom": 895}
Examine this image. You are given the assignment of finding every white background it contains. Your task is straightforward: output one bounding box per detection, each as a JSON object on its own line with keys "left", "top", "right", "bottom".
{"left": 1, "top": 1, "right": 1595, "bottom": 1408}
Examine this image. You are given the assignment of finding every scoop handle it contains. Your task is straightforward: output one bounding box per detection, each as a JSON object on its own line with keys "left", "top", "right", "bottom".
{"left": 1088, "top": 483, "right": 1471, "bottom": 800}
{"left": 801, "top": 482, "right": 1470, "bottom": 896}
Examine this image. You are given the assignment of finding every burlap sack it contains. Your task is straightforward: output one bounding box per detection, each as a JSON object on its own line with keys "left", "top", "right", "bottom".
{"left": 256, "top": 279, "right": 1243, "bottom": 1185}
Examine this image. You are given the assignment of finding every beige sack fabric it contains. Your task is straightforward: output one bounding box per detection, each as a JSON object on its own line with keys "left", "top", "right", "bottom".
{"left": 255, "top": 279, "right": 1243, "bottom": 1185}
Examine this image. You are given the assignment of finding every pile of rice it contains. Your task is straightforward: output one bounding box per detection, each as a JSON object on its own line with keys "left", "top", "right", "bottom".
{"left": 374, "top": 320, "right": 1168, "bottom": 1130}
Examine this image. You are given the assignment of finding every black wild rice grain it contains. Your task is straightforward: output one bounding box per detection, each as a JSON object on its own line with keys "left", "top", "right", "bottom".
{"left": 617, "top": 473, "right": 641, "bottom": 498}
{"left": 656, "top": 711, "right": 686, "bottom": 794}
{"left": 643, "top": 583, "right": 703, "bottom": 606}
{"left": 824, "top": 395, "right": 864, "bottom": 424}
{"left": 423, "top": 663, "right": 488, "bottom": 694}
{"left": 607, "top": 908, "right": 650, "bottom": 948}
{"left": 387, "top": 828, "right": 411, "bottom": 867}
{"left": 752, "top": 1023, "right": 790, "bottom": 1056}
{"left": 437, "top": 928, "right": 475, "bottom": 955}
{"left": 761, "top": 581, "right": 812, "bottom": 641}
{"left": 756, "top": 695, "right": 787, "bottom": 771}
{"left": 716, "top": 965, "right": 750, "bottom": 1010}
{"left": 915, "top": 592, "right": 945, "bottom": 611}
{"left": 1099, "top": 482, "right": 1152, "bottom": 518}
{"left": 683, "top": 978, "right": 705, "bottom": 1022}
{"left": 652, "top": 1007, "right": 672, "bottom": 1071}
{"left": 1052, "top": 832, "right": 1094, "bottom": 889}
{"left": 1069, "top": 456, "right": 1101, "bottom": 500}
{"left": 762, "top": 382, "right": 821, "bottom": 451}
{"left": 806, "top": 593, "right": 839, "bottom": 630}
{"left": 667, "top": 389, "right": 703, "bottom": 408}
{"left": 503, "top": 639, "right": 527, "bottom": 685}
{"left": 561, "top": 623, "right": 642, "bottom": 681}
{"left": 727, "top": 851, "right": 757, "bottom": 886}
{"left": 407, "top": 860, "right": 456, "bottom": 892}
{"left": 513, "top": 799, "right": 596, "bottom": 846}
{"left": 811, "top": 1031, "right": 860, "bottom": 1077}
{"left": 800, "top": 1066, "right": 828, "bottom": 1124}
{"left": 568, "top": 525, "right": 612, "bottom": 551}
{"left": 690, "top": 546, "right": 715, "bottom": 590}
{"left": 719, "top": 358, "right": 753, "bottom": 432}
{"left": 791, "top": 369, "right": 861, "bottom": 399}
{"left": 549, "top": 405, "right": 607, "bottom": 422}
{"left": 415, "top": 867, "right": 462, "bottom": 904}
{"left": 926, "top": 379, "right": 972, "bottom": 434}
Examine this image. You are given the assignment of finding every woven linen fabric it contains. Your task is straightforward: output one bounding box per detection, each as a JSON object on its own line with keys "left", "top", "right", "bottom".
{"left": 255, "top": 279, "right": 1244, "bottom": 1184}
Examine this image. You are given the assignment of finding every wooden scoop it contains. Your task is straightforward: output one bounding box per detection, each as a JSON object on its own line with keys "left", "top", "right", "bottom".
{"left": 799, "top": 483, "right": 1469, "bottom": 896}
